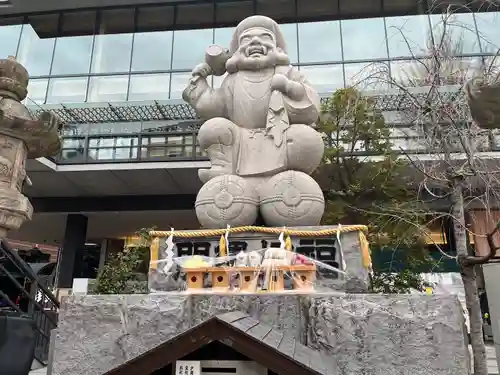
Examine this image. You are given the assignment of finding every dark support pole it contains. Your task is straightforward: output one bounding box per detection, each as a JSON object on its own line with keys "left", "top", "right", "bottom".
{"left": 57, "top": 214, "right": 88, "bottom": 288}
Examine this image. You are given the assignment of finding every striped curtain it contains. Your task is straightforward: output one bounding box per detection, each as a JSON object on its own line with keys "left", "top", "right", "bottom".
{"left": 469, "top": 210, "right": 500, "bottom": 257}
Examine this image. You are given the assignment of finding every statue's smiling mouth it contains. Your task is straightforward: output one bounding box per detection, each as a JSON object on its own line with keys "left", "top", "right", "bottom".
{"left": 247, "top": 45, "right": 266, "bottom": 56}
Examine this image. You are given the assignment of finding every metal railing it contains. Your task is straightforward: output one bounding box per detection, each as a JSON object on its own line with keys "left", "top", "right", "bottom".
{"left": 0, "top": 239, "right": 59, "bottom": 364}
{"left": 53, "top": 127, "right": 208, "bottom": 164}
{"left": 50, "top": 127, "right": 500, "bottom": 165}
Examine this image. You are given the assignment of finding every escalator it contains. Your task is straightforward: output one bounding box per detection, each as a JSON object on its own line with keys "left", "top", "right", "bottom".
{"left": 0, "top": 239, "right": 59, "bottom": 370}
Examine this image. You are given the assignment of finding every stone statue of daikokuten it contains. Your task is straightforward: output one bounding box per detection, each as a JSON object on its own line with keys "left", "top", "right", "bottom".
{"left": 183, "top": 15, "right": 325, "bottom": 229}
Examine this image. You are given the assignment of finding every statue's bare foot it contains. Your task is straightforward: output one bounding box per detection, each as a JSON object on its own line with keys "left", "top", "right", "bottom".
{"left": 198, "top": 168, "right": 230, "bottom": 183}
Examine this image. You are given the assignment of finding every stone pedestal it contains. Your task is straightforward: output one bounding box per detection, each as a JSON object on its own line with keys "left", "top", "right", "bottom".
{"left": 149, "top": 226, "right": 371, "bottom": 293}
{"left": 51, "top": 293, "right": 469, "bottom": 375}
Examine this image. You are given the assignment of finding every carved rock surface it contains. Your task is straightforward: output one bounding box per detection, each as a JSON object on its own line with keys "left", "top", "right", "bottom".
{"left": 51, "top": 293, "right": 469, "bottom": 375}
{"left": 308, "top": 294, "right": 469, "bottom": 375}
{"left": 52, "top": 294, "right": 190, "bottom": 375}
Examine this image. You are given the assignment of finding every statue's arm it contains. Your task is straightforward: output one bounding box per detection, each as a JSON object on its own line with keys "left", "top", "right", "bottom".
{"left": 282, "top": 67, "right": 321, "bottom": 125}
{"left": 182, "top": 65, "right": 227, "bottom": 119}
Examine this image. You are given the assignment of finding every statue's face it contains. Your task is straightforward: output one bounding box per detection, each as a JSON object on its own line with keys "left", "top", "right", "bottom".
{"left": 226, "top": 26, "right": 290, "bottom": 72}
{"left": 238, "top": 27, "right": 276, "bottom": 60}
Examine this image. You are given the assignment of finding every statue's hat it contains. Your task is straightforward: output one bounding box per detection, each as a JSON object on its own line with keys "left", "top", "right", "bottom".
{"left": 0, "top": 56, "right": 29, "bottom": 101}
{"left": 229, "top": 15, "right": 288, "bottom": 55}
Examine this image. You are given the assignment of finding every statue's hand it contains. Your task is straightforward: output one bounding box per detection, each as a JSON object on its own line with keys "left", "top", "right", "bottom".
{"left": 271, "top": 74, "right": 289, "bottom": 93}
{"left": 191, "top": 62, "right": 213, "bottom": 80}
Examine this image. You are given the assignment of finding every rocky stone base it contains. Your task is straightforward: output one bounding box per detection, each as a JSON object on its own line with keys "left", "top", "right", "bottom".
{"left": 51, "top": 293, "right": 469, "bottom": 375}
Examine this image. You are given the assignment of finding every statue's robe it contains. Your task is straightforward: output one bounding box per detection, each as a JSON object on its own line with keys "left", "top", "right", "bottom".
{"left": 185, "top": 65, "right": 320, "bottom": 176}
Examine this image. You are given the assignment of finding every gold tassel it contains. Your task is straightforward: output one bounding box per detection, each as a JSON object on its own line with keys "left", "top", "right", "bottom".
{"left": 359, "top": 231, "right": 372, "bottom": 269}
{"left": 150, "top": 237, "right": 160, "bottom": 270}
{"left": 219, "top": 235, "right": 227, "bottom": 257}
{"left": 285, "top": 235, "right": 293, "bottom": 251}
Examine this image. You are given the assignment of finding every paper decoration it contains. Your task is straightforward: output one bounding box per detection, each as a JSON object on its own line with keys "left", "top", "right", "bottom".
{"left": 163, "top": 228, "right": 175, "bottom": 274}
{"left": 176, "top": 361, "right": 201, "bottom": 375}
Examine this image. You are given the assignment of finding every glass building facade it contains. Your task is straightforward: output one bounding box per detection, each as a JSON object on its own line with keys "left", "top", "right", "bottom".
{"left": 1, "top": 5, "right": 500, "bottom": 163}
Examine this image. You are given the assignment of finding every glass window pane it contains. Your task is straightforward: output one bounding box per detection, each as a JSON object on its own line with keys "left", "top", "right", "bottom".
{"left": 172, "top": 29, "right": 213, "bottom": 70}
{"left": 280, "top": 23, "right": 298, "bottom": 64}
{"left": 170, "top": 72, "right": 191, "bottom": 99}
{"left": 51, "top": 36, "right": 94, "bottom": 75}
{"left": 115, "top": 147, "right": 137, "bottom": 160}
{"left": 391, "top": 58, "right": 481, "bottom": 87}
{"left": 24, "top": 79, "right": 48, "bottom": 105}
{"left": 430, "top": 13, "right": 480, "bottom": 55}
{"left": 128, "top": 74, "right": 170, "bottom": 101}
{"left": 63, "top": 124, "right": 88, "bottom": 136}
{"left": 116, "top": 137, "right": 138, "bottom": 147}
{"left": 168, "top": 135, "right": 193, "bottom": 145}
{"left": 475, "top": 12, "right": 500, "bottom": 54}
{"left": 90, "top": 138, "right": 115, "bottom": 147}
{"left": 88, "top": 122, "right": 141, "bottom": 135}
{"left": 62, "top": 148, "right": 85, "bottom": 162}
{"left": 47, "top": 77, "right": 88, "bottom": 104}
{"left": 344, "top": 62, "right": 388, "bottom": 89}
{"left": 88, "top": 75, "right": 129, "bottom": 102}
{"left": 299, "top": 65, "right": 344, "bottom": 93}
{"left": 0, "top": 25, "right": 22, "bottom": 57}
{"left": 215, "top": 27, "right": 235, "bottom": 47}
{"left": 88, "top": 148, "right": 115, "bottom": 160}
{"left": 62, "top": 138, "right": 85, "bottom": 149}
{"left": 386, "top": 15, "right": 432, "bottom": 58}
{"left": 131, "top": 31, "right": 173, "bottom": 72}
{"left": 390, "top": 60, "right": 424, "bottom": 86}
{"left": 341, "top": 17, "right": 388, "bottom": 61}
{"left": 91, "top": 33, "right": 133, "bottom": 73}
{"left": 298, "top": 21, "right": 342, "bottom": 64}
{"left": 17, "top": 25, "right": 55, "bottom": 76}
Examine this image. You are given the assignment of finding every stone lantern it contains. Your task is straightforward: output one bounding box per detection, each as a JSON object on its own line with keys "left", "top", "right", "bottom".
{"left": 0, "top": 56, "right": 61, "bottom": 237}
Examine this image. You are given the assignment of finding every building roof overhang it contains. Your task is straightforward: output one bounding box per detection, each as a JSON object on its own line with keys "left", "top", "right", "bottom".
{"left": 1, "top": 0, "right": 429, "bottom": 22}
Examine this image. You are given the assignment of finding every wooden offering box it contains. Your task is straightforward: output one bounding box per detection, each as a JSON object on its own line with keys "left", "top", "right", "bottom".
{"left": 289, "top": 264, "right": 316, "bottom": 291}
{"left": 183, "top": 264, "right": 316, "bottom": 292}
{"left": 183, "top": 267, "right": 206, "bottom": 289}
{"left": 208, "top": 267, "right": 230, "bottom": 290}
{"left": 233, "top": 267, "right": 259, "bottom": 292}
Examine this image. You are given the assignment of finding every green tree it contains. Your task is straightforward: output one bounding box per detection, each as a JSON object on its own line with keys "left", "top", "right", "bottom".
{"left": 315, "top": 87, "right": 436, "bottom": 293}
{"left": 94, "top": 228, "right": 152, "bottom": 294}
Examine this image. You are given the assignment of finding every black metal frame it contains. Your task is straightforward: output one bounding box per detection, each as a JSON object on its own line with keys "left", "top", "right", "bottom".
{"left": 5, "top": 0, "right": 484, "bottom": 33}
{"left": 4, "top": 1, "right": 498, "bottom": 104}
{"left": 56, "top": 128, "right": 207, "bottom": 164}
{"left": 0, "top": 239, "right": 59, "bottom": 364}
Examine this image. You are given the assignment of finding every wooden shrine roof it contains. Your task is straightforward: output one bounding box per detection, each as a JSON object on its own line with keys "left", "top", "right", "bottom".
{"left": 104, "top": 310, "right": 337, "bottom": 375}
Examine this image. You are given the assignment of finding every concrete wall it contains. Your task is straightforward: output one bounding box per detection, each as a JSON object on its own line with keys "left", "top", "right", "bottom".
{"left": 51, "top": 293, "right": 470, "bottom": 375}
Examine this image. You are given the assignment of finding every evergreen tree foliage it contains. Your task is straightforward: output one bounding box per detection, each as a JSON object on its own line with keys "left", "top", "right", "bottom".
{"left": 316, "top": 88, "right": 436, "bottom": 293}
